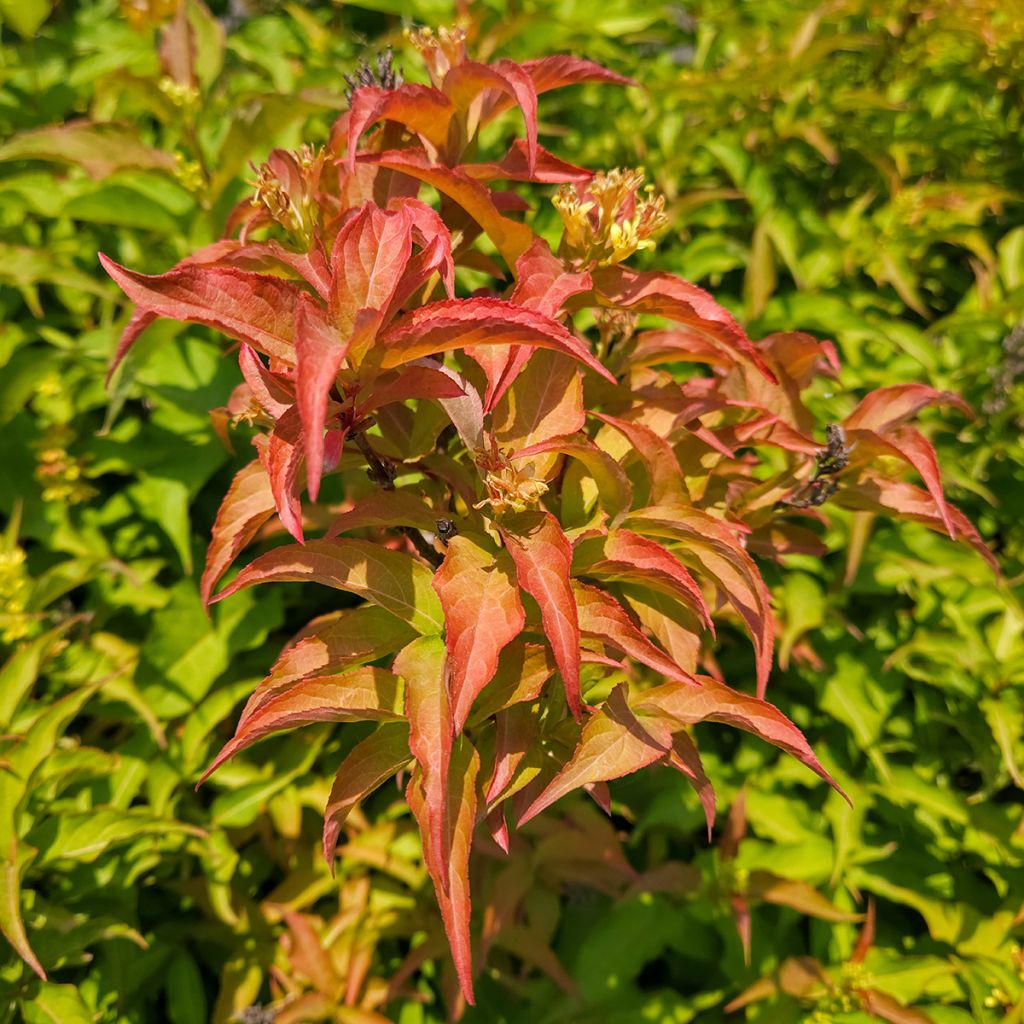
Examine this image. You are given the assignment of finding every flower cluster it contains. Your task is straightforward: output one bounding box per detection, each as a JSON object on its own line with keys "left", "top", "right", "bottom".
{"left": 0, "top": 545, "right": 35, "bottom": 645}
{"left": 554, "top": 168, "right": 668, "bottom": 267}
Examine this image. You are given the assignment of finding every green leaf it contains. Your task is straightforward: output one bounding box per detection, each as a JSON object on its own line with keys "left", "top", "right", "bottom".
{"left": 166, "top": 951, "right": 208, "bottom": 1024}
{"left": 777, "top": 573, "right": 825, "bottom": 670}
{"left": 0, "top": 623, "right": 74, "bottom": 729}
{"left": 21, "top": 982, "right": 93, "bottom": 1024}
{"left": 0, "top": 0, "right": 54, "bottom": 39}
{"left": 0, "top": 839, "right": 43, "bottom": 980}
{"left": 982, "top": 695, "right": 1024, "bottom": 788}
{"left": 0, "top": 121, "right": 175, "bottom": 178}
{"left": 29, "top": 809, "right": 204, "bottom": 866}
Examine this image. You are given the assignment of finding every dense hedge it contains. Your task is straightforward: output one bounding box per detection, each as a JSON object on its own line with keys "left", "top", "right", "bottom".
{"left": 0, "top": 2, "right": 1021, "bottom": 1022}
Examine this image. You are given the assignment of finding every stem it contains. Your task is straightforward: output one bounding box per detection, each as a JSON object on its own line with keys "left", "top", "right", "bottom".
{"left": 351, "top": 430, "right": 395, "bottom": 490}
{"left": 402, "top": 526, "right": 443, "bottom": 569}
{"left": 350, "top": 429, "right": 442, "bottom": 568}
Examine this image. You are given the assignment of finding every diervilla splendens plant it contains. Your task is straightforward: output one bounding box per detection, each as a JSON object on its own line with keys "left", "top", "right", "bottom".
{"left": 99, "top": 27, "right": 994, "bottom": 1005}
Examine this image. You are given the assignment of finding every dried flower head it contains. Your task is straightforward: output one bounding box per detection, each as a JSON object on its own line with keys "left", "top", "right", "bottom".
{"left": 343, "top": 48, "right": 403, "bottom": 104}
{"left": 783, "top": 423, "right": 852, "bottom": 509}
{"left": 554, "top": 168, "right": 668, "bottom": 268}
{"left": 983, "top": 321, "right": 1024, "bottom": 418}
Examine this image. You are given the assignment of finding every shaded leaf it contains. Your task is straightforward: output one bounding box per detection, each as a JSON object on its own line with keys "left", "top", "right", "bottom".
{"left": 589, "top": 266, "right": 776, "bottom": 382}
{"left": 201, "top": 666, "right": 404, "bottom": 779}
{"left": 574, "top": 529, "right": 713, "bottom": 633}
{"left": 667, "top": 731, "right": 716, "bottom": 840}
{"left": 512, "top": 434, "right": 632, "bottom": 522}
{"left": 635, "top": 677, "right": 845, "bottom": 799}
{"left": 240, "top": 605, "right": 416, "bottom": 728}
{"left": 0, "top": 120, "right": 176, "bottom": 178}
{"left": 520, "top": 685, "right": 671, "bottom": 824}
{"left": 627, "top": 505, "right": 774, "bottom": 696}
{"left": 295, "top": 293, "right": 347, "bottom": 500}
{"left": 323, "top": 723, "right": 412, "bottom": 863}
{"left": 212, "top": 538, "right": 444, "bottom": 634}
{"left": 396, "top": 635, "right": 453, "bottom": 889}
{"left": 593, "top": 412, "right": 688, "bottom": 506}
{"left": 200, "top": 459, "right": 276, "bottom": 607}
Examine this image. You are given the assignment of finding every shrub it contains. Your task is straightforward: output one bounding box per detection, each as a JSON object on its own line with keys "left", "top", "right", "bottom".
{"left": 96, "top": 22, "right": 989, "bottom": 1013}
{"left": 3, "top": 3, "right": 1021, "bottom": 1021}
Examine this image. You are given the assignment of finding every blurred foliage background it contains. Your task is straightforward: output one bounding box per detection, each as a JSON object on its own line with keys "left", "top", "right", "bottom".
{"left": 0, "top": 1, "right": 1022, "bottom": 1021}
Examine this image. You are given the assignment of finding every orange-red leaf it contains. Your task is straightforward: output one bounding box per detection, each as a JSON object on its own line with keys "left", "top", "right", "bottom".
{"left": 396, "top": 635, "right": 453, "bottom": 886}
{"left": 469, "top": 641, "right": 557, "bottom": 724}
{"left": 520, "top": 55, "right": 633, "bottom": 93}
{"left": 493, "top": 349, "right": 585, "bottom": 477}
{"left": 331, "top": 204, "right": 413, "bottom": 331}
{"left": 511, "top": 237, "right": 593, "bottom": 318}
{"left": 858, "top": 990, "right": 934, "bottom": 1024}
{"left": 378, "top": 297, "right": 615, "bottom": 386}
{"left": 445, "top": 61, "right": 538, "bottom": 173}
{"left": 356, "top": 364, "right": 466, "bottom": 415}
{"left": 211, "top": 538, "right": 444, "bottom": 634}
{"left": 295, "top": 293, "right": 347, "bottom": 500}
{"left": 432, "top": 535, "right": 525, "bottom": 733}
{"left": 634, "top": 677, "right": 846, "bottom": 800}
{"left": 628, "top": 505, "right": 774, "bottom": 696}
{"left": 322, "top": 722, "right": 412, "bottom": 864}
{"left": 239, "top": 605, "right": 417, "bottom": 729}
{"left": 851, "top": 898, "right": 876, "bottom": 964}
{"left": 238, "top": 343, "right": 293, "bottom": 419}
{"left": 345, "top": 84, "right": 453, "bottom": 161}
{"left": 593, "top": 412, "right": 688, "bottom": 506}
{"left": 667, "top": 731, "right": 716, "bottom": 840}
{"left": 100, "top": 254, "right": 304, "bottom": 365}
{"left": 201, "top": 666, "right": 403, "bottom": 781}
{"left": 589, "top": 266, "right": 776, "bottom": 382}
{"left": 362, "top": 150, "right": 536, "bottom": 269}
{"left": 499, "top": 511, "right": 582, "bottom": 719}
{"left": 574, "top": 530, "right": 713, "bottom": 634}
{"left": 485, "top": 702, "right": 539, "bottom": 807}
{"left": 834, "top": 473, "right": 997, "bottom": 572}
{"left": 519, "top": 684, "right": 671, "bottom": 824}
{"left": 462, "top": 141, "right": 590, "bottom": 185}
{"left": 469, "top": 238, "right": 592, "bottom": 411}
{"left": 573, "top": 582, "right": 699, "bottom": 686}
{"left": 200, "top": 459, "right": 276, "bottom": 607}
{"left": 254, "top": 406, "right": 305, "bottom": 543}
{"left": 844, "top": 383, "right": 971, "bottom": 434}
{"left": 846, "top": 426, "right": 955, "bottom": 537}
